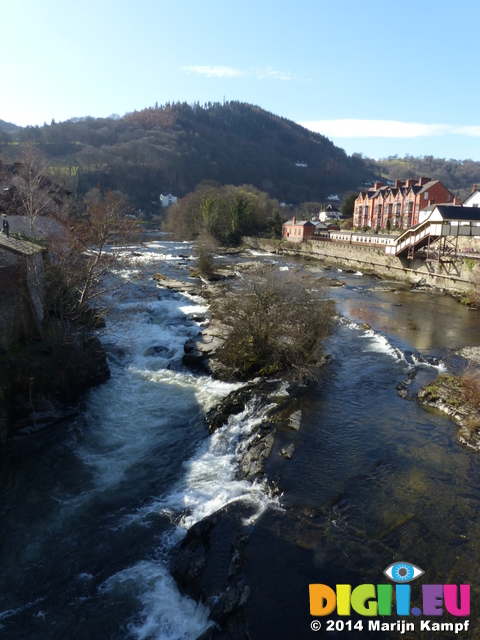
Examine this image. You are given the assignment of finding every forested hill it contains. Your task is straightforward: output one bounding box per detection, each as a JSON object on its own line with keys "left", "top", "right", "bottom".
{"left": 0, "top": 102, "right": 376, "bottom": 209}
{"left": 368, "top": 156, "right": 480, "bottom": 200}
{"left": 0, "top": 119, "right": 20, "bottom": 133}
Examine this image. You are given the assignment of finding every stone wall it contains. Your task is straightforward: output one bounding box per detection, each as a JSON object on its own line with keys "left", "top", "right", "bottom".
{"left": 243, "top": 237, "right": 479, "bottom": 294}
{"left": 0, "top": 252, "right": 45, "bottom": 350}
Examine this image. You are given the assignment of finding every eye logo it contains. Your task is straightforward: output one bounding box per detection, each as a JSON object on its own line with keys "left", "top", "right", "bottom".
{"left": 384, "top": 562, "right": 424, "bottom": 583}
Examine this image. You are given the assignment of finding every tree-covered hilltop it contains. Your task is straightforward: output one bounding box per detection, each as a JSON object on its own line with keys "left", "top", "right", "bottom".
{"left": 0, "top": 119, "right": 20, "bottom": 133}
{"left": 0, "top": 102, "right": 376, "bottom": 212}
{"left": 367, "top": 155, "right": 480, "bottom": 200}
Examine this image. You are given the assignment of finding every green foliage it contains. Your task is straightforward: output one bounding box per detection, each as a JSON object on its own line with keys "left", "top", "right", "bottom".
{"left": 464, "top": 257, "right": 476, "bottom": 271}
{"left": 164, "top": 182, "right": 280, "bottom": 245}
{"left": 342, "top": 193, "right": 357, "bottom": 217}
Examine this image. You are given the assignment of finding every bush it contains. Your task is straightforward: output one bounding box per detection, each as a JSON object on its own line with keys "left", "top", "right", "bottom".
{"left": 195, "top": 232, "right": 217, "bottom": 278}
{"left": 459, "top": 365, "right": 480, "bottom": 410}
{"left": 212, "top": 266, "right": 334, "bottom": 378}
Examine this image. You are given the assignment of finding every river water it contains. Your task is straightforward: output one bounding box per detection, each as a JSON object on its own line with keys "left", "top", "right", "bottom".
{"left": 1, "top": 240, "right": 479, "bottom": 639}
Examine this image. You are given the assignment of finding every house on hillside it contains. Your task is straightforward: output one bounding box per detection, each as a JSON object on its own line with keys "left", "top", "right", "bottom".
{"left": 318, "top": 204, "right": 342, "bottom": 223}
{"left": 160, "top": 193, "right": 178, "bottom": 207}
{"left": 353, "top": 178, "right": 455, "bottom": 229}
{"left": 282, "top": 218, "right": 315, "bottom": 242}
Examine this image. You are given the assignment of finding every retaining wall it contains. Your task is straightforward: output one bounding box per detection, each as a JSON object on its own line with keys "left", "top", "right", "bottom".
{"left": 243, "top": 237, "right": 479, "bottom": 294}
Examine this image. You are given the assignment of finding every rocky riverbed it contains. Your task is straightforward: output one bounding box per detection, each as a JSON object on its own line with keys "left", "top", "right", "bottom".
{"left": 417, "top": 372, "right": 480, "bottom": 451}
{"left": 154, "top": 269, "right": 330, "bottom": 638}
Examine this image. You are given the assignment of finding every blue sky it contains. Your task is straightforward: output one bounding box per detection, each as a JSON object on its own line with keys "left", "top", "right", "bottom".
{"left": 2, "top": 0, "right": 480, "bottom": 160}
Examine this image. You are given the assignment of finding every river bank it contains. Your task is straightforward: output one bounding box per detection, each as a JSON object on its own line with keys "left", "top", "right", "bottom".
{"left": 243, "top": 236, "right": 479, "bottom": 296}
{"left": 3, "top": 239, "right": 480, "bottom": 640}
{"left": 0, "top": 325, "right": 110, "bottom": 449}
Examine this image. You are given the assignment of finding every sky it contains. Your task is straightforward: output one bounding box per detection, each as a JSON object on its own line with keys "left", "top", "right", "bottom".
{"left": 2, "top": 0, "right": 480, "bottom": 160}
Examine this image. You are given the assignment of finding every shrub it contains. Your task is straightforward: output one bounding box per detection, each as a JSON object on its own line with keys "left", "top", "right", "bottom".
{"left": 212, "top": 266, "right": 334, "bottom": 378}
{"left": 195, "top": 232, "right": 217, "bottom": 278}
{"left": 459, "top": 364, "right": 480, "bottom": 410}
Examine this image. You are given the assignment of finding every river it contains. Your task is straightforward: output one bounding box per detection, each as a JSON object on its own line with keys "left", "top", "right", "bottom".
{"left": 0, "top": 240, "right": 479, "bottom": 639}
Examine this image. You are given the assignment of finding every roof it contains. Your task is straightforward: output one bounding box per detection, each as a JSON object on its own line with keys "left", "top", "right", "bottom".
{"left": 435, "top": 205, "right": 480, "bottom": 222}
{"left": 283, "top": 219, "right": 314, "bottom": 226}
{"left": 417, "top": 180, "right": 440, "bottom": 194}
{"left": 0, "top": 233, "right": 44, "bottom": 256}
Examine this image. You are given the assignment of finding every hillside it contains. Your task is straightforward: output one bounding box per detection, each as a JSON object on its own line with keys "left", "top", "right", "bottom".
{"left": 0, "top": 119, "right": 20, "bottom": 133}
{"left": 0, "top": 102, "right": 376, "bottom": 211}
{"left": 368, "top": 155, "right": 480, "bottom": 200}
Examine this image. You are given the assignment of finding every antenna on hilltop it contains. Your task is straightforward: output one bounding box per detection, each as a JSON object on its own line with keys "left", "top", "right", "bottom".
{"left": 223, "top": 95, "right": 225, "bottom": 105}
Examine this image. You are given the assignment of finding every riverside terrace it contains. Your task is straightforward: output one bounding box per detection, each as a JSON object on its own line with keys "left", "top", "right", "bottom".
{"left": 305, "top": 205, "right": 480, "bottom": 262}
{"left": 385, "top": 205, "right": 480, "bottom": 260}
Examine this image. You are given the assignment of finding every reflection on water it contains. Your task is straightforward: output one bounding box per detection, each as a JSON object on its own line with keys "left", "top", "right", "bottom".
{"left": 1, "top": 243, "right": 480, "bottom": 639}
{"left": 334, "top": 281, "right": 480, "bottom": 352}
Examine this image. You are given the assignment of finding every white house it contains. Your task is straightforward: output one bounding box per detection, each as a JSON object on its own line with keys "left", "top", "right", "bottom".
{"left": 463, "top": 186, "right": 480, "bottom": 208}
{"left": 318, "top": 204, "right": 342, "bottom": 223}
{"left": 160, "top": 194, "right": 178, "bottom": 207}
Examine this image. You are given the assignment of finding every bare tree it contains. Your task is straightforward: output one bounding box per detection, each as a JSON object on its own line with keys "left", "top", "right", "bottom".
{"left": 194, "top": 231, "right": 218, "bottom": 279}
{"left": 212, "top": 266, "right": 335, "bottom": 378}
{"left": 12, "top": 142, "right": 60, "bottom": 239}
{"left": 46, "top": 190, "right": 140, "bottom": 328}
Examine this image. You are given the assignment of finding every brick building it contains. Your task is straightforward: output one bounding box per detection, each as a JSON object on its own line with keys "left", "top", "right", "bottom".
{"left": 354, "top": 178, "right": 455, "bottom": 229}
{"left": 282, "top": 218, "right": 315, "bottom": 242}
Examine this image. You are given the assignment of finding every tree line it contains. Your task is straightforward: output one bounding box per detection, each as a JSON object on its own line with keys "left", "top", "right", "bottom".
{"left": 0, "top": 102, "right": 376, "bottom": 212}
{"left": 163, "top": 182, "right": 283, "bottom": 244}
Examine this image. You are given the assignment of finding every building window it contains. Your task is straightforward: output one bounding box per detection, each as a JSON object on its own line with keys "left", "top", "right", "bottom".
{"left": 424, "top": 191, "right": 429, "bottom": 200}
{"left": 446, "top": 195, "right": 451, "bottom": 202}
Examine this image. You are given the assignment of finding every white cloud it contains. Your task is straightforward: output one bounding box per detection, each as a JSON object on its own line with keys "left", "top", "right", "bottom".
{"left": 299, "top": 119, "right": 453, "bottom": 139}
{"left": 181, "top": 65, "right": 293, "bottom": 81}
{"left": 254, "top": 67, "right": 292, "bottom": 81}
{"left": 454, "top": 125, "right": 480, "bottom": 137}
{"left": 181, "top": 65, "right": 245, "bottom": 78}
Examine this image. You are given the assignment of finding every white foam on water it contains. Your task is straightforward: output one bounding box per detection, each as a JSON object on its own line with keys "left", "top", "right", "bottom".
{"left": 122, "top": 400, "right": 280, "bottom": 532}
{"left": 99, "top": 562, "right": 212, "bottom": 640}
{"left": 336, "top": 316, "right": 361, "bottom": 330}
{"left": 359, "top": 328, "right": 410, "bottom": 365}
{"left": 248, "top": 249, "right": 274, "bottom": 256}
{"left": 410, "top": 354, "right": 447, "bottom": 372}
{"left": 66, "top": 241, "right": 278, "bottom": 638}
{"left": 269, "top": 381, "right": 291, "bottom": 397}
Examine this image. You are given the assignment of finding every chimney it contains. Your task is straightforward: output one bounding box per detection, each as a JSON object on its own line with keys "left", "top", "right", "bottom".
{"left": 394, "top": 179, "right": 404, "bottom": 189}
{"left": 293, "top": 216, "right": 296, "bottom": 224}
{"left": 418, "top": 177, "right": 431, "bottom": 186}
{"left": 374, "top": 181, "right": 383, "bottom": 190}
{"left": 473, "top": 184, "right": 478, "bottom": 193}
{"left": 406, "top": 178, "right": 416, "bottom": 188}
{"left": 454, "top": 197, "right": 462, "bottom": 205}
